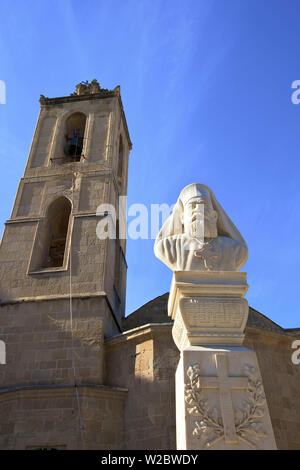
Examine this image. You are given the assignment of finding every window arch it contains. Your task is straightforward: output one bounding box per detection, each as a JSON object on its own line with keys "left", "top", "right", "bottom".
{"left": 63, "top": 112, "right": 86, "bottom": 162}
{"left": 28, "top": 197, "right": 72, "bottom": 273}
{"left": 42, "top": 197, "right": 72, "bottom": 268}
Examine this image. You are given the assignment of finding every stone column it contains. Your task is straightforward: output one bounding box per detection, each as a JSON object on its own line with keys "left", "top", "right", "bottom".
{"left": 169, "top": 271, "right": 277, "bottom": 450}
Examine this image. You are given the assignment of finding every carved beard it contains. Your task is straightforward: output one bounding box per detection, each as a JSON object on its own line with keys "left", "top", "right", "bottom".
{"left": 189, "top": 212, "right": 217, "bottom": 239}
{"left": 203, "top": 213, "right": 218, "bottom": 238}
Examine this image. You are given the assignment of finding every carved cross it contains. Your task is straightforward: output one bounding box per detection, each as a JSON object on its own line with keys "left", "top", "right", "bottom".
{"left": 198, "top": 353, "right": 248, "bottom": 444}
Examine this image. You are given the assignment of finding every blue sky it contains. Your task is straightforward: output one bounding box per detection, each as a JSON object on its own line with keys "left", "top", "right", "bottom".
{"left": 0, "top": 0, "right": 299, "bottom": 327}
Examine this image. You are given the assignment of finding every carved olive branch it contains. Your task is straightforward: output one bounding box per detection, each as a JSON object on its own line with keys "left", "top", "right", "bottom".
{"left": 234, "top": 364, "right": 268, "bottom": 448}
{"left": 185, "top": 365, "right": 223, "bottom": 448}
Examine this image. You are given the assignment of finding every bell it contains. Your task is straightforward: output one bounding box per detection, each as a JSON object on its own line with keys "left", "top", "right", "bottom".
{"left": 64, "top": 131, "right": 83, "bottom": 158}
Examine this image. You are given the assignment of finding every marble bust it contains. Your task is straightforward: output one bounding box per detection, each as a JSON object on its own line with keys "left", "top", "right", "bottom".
{"left": 154, "top": 183, "right": 248, "bottom": 272}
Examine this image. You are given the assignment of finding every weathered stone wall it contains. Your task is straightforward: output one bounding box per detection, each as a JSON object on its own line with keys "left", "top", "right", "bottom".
{"left": 0, "top": 385, "right": 127, "bottom": 450}
{"left": 0, "top": 296, "right": 125, "bottom": 450}
{"left": 105, "top": 325, "right": 178, "bottom": 450}
{"left": 0, "top": 297, "right": 118, "bottom": 388}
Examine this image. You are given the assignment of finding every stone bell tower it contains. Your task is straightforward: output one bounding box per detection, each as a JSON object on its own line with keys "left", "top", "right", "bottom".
{"left": 0, "top": 80, "right": 132, "bottom": 449}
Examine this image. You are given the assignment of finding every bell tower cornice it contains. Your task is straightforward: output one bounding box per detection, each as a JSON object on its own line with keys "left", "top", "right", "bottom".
{"left": 39, "top": 80, "right": 132, "bottom": 150}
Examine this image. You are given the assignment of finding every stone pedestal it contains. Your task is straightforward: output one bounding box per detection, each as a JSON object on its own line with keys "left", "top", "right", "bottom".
{"left": 169, "top": 271, "right": 277, "bottom": 450}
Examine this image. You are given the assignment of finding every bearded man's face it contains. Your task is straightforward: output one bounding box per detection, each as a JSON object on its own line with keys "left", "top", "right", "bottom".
{"left": 182, "top": 196, "right": 218, "bottom": 240}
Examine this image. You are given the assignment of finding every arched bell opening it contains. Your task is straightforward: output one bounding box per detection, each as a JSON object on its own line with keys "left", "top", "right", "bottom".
{"left": 63, "top": 112, "right": 86, "bottom": 162}
{"left": 41, "top": 197, "right": 72, "bottom": 268}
